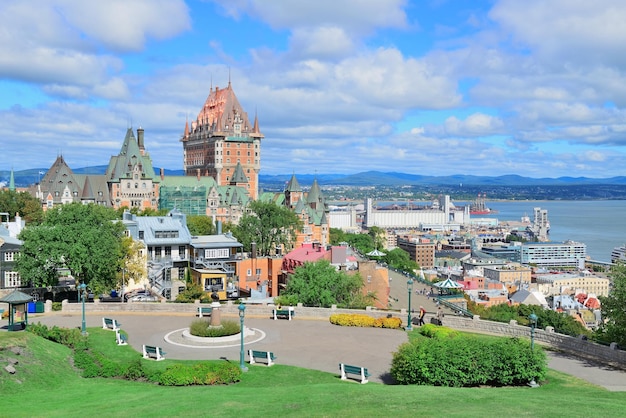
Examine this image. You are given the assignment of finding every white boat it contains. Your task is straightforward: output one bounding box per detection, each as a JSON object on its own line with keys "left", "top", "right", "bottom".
{"left": 611, "top": 244, "right": 626, "bottom": 263}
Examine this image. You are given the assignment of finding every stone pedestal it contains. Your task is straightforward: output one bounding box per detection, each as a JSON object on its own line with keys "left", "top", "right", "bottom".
{"left": 210, "top": 302, "right": 221, "bottom": 327}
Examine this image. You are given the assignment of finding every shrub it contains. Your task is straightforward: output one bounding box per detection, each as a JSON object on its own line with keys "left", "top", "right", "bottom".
{"left": 123, "top": 359, "right": 145, "bottom": 380}
{"left": 27, "top": 323, "right": 85, "bottom": 348}
{"left": 274, "top": 295, "right": 298, "bottom": 307}
{"left": 158, "top": 361, "right": 241, "bottom": 386}
{"left": 418, "top": 324, "right": 459, "bottom": 339}
{"left": 330, "top": 313, "right": 402, "bottom": 329}
{"left": 391, "top": 334, "right": 547, "bottom": 387}
{"left": 52, "top": 302, "right": 62, "bottom": 311}
{"left": 189, "top": 319, "right": 240, "bottom": 337}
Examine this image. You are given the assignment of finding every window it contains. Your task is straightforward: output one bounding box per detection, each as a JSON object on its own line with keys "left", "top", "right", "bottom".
{"left": 256, "top": 268, "right": 261, "bottom": 275}
{"left": 165, "top": 246, "right": 172, "bottom": 257}
{"left": 139, "top": 231, "right": 144, "bottom": 239}
{"left": 179, "top": 246, "right": 186, "bottom": 257}
{"left": 247, "top": 269, "right": 252, "bottom": 276}
{"left": 4, "top": 251, "right": 15, "bottom": 261}
{"left": 4, "top": 271, "right": 21, "bottom": 287}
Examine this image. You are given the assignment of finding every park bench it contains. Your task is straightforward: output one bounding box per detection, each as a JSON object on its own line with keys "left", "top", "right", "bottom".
{"left": 142, "top": 344, "right": 166, "bottom": 361}
{"left": 339, "top": 363, "right": 371, "bottom": 384}
{"left": 272, "top": 308, "right": 295, "bottom": 320}
{"left": 115, "top": 329, "right": 128, "bottom": 346}
{"left": 197, "top": 306, "right": 213, "bottom": 317}
{"left": 102, "top": 317, "right": 121, "bottom": 331}
{"left": 248, "top": 349, "right": 277, "bottom": 366}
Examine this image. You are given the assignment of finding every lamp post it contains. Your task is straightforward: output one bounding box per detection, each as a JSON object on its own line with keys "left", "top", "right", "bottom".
{"left": 528, "top": 312, "right": 539, "bottom": 387}
{"left": 529, "top": 313, "right": 538, "bottom": 351}
{"left": 407, "top": 278, "right": 414, "bottom": 331}
{"left": 79, "top": 283, "right": 87, "bottom": 335}
{"left": 238, "top": 304, "right": 248, "bottom": 372}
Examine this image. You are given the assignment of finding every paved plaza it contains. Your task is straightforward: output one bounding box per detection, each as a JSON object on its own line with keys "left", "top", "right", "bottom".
{"left": 23, "top": 309, "right": 626, "bottom": 390}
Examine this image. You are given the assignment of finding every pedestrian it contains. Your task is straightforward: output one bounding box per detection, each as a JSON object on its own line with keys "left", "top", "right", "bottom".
{"left": 418, "top": 305, "right": 426, "bottom": 326}
{"left": 436, "top": 306, "right": 444, "bottom": 325}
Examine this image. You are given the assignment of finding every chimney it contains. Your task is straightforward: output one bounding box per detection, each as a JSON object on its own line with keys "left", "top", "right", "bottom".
{"left": 137, "top": 127, "right": 145, "bottom": 155}
{"left": 251, "top": 242, "right": 257, "bottom": 259}
{"left": 160, "top": 167, "right": 164, "bottom": 180}
{"left": 197, "top": 169, "right": 201, "bottom": 181}
{"left": 216, "top": 220, "right": 222, "bottom": 235}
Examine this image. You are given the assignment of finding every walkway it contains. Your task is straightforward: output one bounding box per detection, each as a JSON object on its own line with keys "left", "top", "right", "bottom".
{"left": 23, "top": 311, "right": 626, "bottom": 390}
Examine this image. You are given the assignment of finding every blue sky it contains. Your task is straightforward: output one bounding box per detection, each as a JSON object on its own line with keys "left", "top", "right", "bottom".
{"left": 2, "top": 0, "right": 626, "bottom": 178}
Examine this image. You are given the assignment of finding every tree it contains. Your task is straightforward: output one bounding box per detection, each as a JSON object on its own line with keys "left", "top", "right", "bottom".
{"left": 283, "top": 260, "right": 370, "bottom": 308}
{"left": 368, "top": 226, "right": 385, "bottom": 250}
{"left": 0, "top": 189, "right": 44, "bottom": 224}
{"left": 233, "top": 200, "right": 302, "bottom": 256}
{"left": 16, "top": 203, "right": 125, "bottom": 293}
{"left": 382, "top": 248, "right": 419, "bottom": 272}
{"left": 597, "top": 264, "right": 626, "bottom": 347}
{"left": 186, "top": 215, "right": 215, "bottom": 236}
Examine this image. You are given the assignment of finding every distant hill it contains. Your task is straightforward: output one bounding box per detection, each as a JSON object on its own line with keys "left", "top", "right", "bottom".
{"left": 2, "top": 167, "right": 626, "bottom": 188}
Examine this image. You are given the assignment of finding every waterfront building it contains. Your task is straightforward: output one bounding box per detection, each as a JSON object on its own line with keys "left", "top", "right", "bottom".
{"left": 520, "top": 241, "right": 586, "bottom": 270}
{"left": 482, "top": 265, "right": 532, "bottom": 288}
{"left": 180, "top": 81, "right": 263, "bottom": 200}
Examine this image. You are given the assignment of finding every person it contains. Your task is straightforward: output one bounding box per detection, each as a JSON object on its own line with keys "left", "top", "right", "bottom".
{"left": 436, "top": 306, "right": 444, "bottom": 325}
{"left": 418, "top": 306, "right": 426, "bottom": 326}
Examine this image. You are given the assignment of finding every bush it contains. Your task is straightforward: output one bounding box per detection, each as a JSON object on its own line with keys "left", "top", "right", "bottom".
{"left": 52, "top": 302, "right": 62, "bottom": 311}
{"left": 329, "top": 313, "right": 402, "bottom": 329}
{"left": 158, "top": 361, "right": 241, "bottom": 386}
{"left": 27, "top": 323, "right": 86, "bottom": 348}
{"left": 418, "top": 324, "right": 459, "bottom": 339}
{"left": 189, "top": 319, "right": 240, "bottom": 337}
{"left": 391, "top": 334, "right": 547, "bottom": 387}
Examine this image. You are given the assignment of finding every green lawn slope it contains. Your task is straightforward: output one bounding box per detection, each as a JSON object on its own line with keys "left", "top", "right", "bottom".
{"left": 0, "top": 330, "right": 624, "bottom": 418}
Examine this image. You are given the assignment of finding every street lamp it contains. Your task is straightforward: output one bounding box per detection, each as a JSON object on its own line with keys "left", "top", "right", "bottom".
{"left": 79, "top": 283, "right": 87, "bottom": 335}
{"left": 528, "top": 312, "right": 539, "bottom": 388}
{"left": 407, "top": 278, "right": 414, "bottom": 331}
{"left": 529, "top": 313, "right": 538, "bottom": 351}
{"left": 238, "top": 304, "right": 248, "bottom": 372}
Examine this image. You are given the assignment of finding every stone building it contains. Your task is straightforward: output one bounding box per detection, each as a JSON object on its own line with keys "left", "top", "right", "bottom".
{"left": 180, "top": 81, "right": 263, "bottom": 200}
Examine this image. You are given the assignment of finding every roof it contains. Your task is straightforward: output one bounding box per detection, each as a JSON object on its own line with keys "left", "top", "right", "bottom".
{"left": 284, "top": 243, "right": 328, "bottom": 263}
{"left": 0, "top": 290, "right": 33, "bottom": 303}
{"left": 191, "top": 233, "right": 243, "bottom": 249}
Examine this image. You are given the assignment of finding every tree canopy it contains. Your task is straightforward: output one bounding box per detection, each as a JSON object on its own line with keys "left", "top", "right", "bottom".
{"left": 0, "top": 189, "right": 44, "bottom": 225}
{"left": 186, "top": 215, "right": 215, "bottom": 236}
{"left": 16, "top": 203, "right": 125, "bottom": 293}
{"left": 597, "top": 264, "right": 626, "bottom": 346}
{"left": 233, "top": 200, "right": 302, "bottom": 256}
{"left": 282, "top": 260, "right": 372, "bottom": 308}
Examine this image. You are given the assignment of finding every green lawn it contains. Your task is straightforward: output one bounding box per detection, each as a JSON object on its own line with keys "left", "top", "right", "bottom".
{"left": 0, "top": 329, "right": 624, "bottom": 418}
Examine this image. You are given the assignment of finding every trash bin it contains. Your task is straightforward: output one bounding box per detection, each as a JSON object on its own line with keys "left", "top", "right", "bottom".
{"left": 35, "top": 301, "right": 45, "bottom": 313}
{"left": 27, "top": 302, "right": 36, "bottom": 313}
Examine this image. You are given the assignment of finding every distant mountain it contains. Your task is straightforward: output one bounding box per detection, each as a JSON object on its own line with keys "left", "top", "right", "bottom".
{"left": 260, "top": 171, "right": 626, "bottom": 187}
{"left": 3, "top": 167, "right": 626, "bottom": 188}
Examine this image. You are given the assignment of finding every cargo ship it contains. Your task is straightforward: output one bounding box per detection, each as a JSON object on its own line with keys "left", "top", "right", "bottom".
{"left": 470, "top": 193, "right": 498, "bottom": 215}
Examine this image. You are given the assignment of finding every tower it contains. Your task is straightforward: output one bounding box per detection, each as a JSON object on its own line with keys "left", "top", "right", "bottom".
{"left": 181, "top": 82, "right": 263, "bottom": 199}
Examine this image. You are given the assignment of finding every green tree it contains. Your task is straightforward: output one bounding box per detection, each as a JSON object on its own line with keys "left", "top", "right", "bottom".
{"left": 329, "top": 227, "right": 346, "bottom": 245}
{"left": 368, "top": 226, "right": 385, "bottom": 250}
{"left": 382, "top": 248, "right": 419, "bottom": 272}
{"left": 283, "top": 260, "right": 369, "bottom": 308}
{"left": 233, "top": 201, "right": 302, "bottom": 256}
{"left": 16, "top": 203, "right": 125, "bottom": 293}
{"left": 597, "top": 264, "right": 626, "bottom": 346}
{"left": 186, "top": 215, "right": 215, "bottom": 236}
{"left": 0, "top": 189, "right": 44, "bottom": 224}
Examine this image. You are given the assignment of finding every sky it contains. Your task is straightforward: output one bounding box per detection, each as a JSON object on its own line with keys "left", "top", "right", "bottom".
{"left": 2, "top": 0, "right": 626, "bottom": 178}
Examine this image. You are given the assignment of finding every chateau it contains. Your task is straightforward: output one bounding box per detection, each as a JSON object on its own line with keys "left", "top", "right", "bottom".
{"left": 29, "top": 81, "right": 329, "bottom": 245}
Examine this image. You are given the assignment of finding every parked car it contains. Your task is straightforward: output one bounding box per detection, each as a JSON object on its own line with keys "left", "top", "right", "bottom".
{"left": 123, "top": 289, "right": 151, "bottom": 302}
{"left": 128, "top": 294, "right": 158, "bottom": 302}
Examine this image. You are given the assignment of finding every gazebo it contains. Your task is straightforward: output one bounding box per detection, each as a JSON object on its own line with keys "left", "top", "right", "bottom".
{"left": 433, "top": 278, "right": 464, "bottom": 295}
{"left": 0, "top": 290, "right": 33, "bottom": 331}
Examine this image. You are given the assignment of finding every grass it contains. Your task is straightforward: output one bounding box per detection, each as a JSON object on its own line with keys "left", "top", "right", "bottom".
{"left": 1, "top": 328, "right": 625, "bottom": 417}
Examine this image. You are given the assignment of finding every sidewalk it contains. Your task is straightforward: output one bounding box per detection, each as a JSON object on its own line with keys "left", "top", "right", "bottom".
{"left": 29, "top": 311, "right": 626, "bottom": 389}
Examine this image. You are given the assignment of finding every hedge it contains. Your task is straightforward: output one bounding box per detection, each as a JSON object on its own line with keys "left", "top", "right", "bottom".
{"left": 391, "top": 333, "right": 547, "bottom": 387}
{"left": 329, "top": 313, "right": 402, "bottom": 329}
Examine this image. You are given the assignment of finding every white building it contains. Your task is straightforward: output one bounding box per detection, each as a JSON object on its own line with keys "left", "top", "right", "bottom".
{"left": 520, "top": 241, "right": 586, "bottom": 269}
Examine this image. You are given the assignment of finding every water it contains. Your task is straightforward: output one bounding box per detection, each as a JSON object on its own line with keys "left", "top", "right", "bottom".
{"left": 485, "top": 200, "right": 626, "bottom": 263}
{"left": 374, "top": 199, "right": 626, "bottom": 262}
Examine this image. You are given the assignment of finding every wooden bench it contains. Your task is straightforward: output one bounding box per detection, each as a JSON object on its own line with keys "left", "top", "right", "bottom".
{"left": 339, "top": 363, "right": 371, "bottom": 384}
{"left": 273, "top": 308, "right": 295, "bottom": 320}
{"left": 197, "top": 306, "right": 213, "bottom": 317}
{"left": 142, "top": 344, "right": 166, "bottom": 361}
{"left": 115, "top": 329, "right": 128, "bottom": 346}
{"left": 248, "top": 349, "right": 277, "bottom": 366}
{"left": 102, "top": 317, "right": 121, "bottom": 331}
